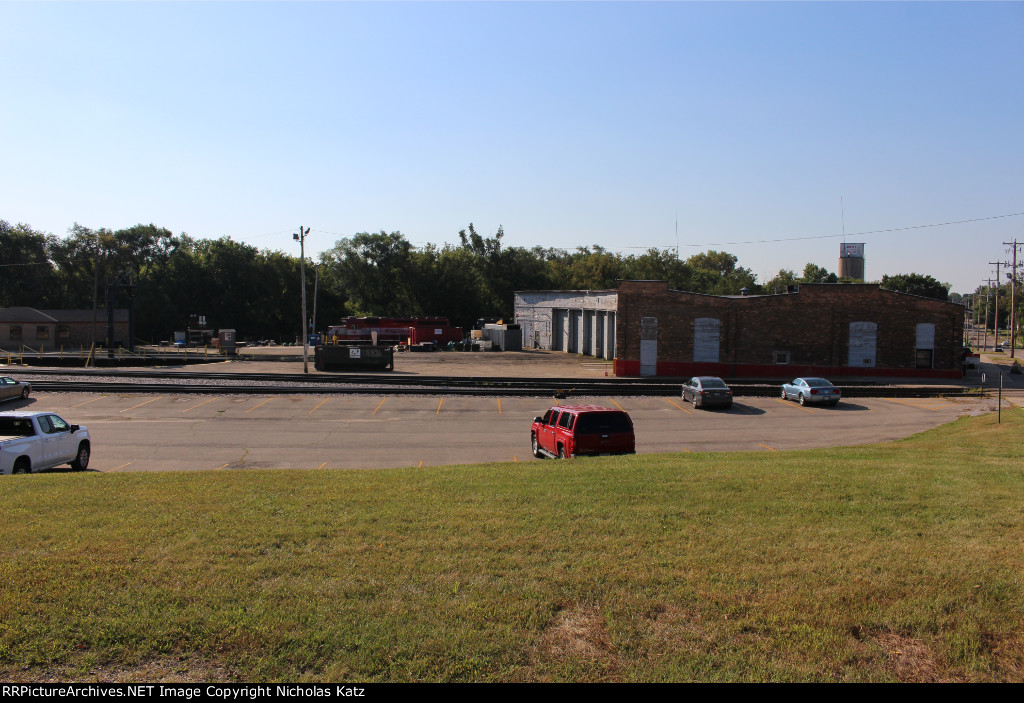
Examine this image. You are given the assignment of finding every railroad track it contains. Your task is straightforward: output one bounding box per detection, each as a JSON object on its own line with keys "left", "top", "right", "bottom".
{"left": 11, "top": 368, "right": 985, "bottom": 399}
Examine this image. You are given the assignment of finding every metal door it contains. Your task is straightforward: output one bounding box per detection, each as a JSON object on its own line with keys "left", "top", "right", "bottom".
{"left": 640, "top": 317, "right": 658, "bottom": 376}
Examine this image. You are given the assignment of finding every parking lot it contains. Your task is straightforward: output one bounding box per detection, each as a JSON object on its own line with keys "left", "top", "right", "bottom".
{"left": 12, "top": 390, "right": 991, "bottom": 473}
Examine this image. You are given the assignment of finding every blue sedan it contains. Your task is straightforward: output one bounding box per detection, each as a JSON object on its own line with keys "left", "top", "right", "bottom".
{"left": 781, "top": 378, "right": 841, "bottom": 406}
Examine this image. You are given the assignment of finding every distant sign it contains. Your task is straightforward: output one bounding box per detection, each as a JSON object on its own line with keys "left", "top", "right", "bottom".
{"left": 841, "top": 242, "right": 865, "bottom": 258}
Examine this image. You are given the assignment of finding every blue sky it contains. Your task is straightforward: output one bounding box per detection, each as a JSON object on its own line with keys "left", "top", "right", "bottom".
{"left": 2, "top": 1, "right": 1021, "bottom": 294}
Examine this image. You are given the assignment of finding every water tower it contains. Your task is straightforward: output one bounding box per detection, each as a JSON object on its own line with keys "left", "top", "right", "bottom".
{"left": 838, "top": 242, "right": 865, "bottom": 281}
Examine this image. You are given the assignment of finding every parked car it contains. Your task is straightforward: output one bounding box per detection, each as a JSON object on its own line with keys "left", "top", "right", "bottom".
{"left": 781, "top": 377, "right": 841, "bottom": 406}
{"left": 531, "top": 405, "right": 635, "bottom": 459}
{"left": 0, "top": 411, "right": 91, "bottom": 474}
{"left": 682, "top": 376, "right": 733, "bottom": 410}
{"left": 0, "top": 377, "right": 31, "bottom": 403}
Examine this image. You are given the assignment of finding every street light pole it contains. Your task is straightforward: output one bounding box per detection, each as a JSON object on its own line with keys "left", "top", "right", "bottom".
{"left": 295, "top": 226, "right": 311, "bottom": 373}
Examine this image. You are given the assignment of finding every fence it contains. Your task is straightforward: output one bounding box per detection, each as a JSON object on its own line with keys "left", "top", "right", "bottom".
{"left": 3, "top": 344, "right": 229, "bottom": 366}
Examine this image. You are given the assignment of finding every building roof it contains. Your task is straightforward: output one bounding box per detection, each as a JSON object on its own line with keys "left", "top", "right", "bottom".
{"left": 0, "top": 307, "right": 58, "bottom": 323}
{"left": 515, "top": 289, "right": 618, "bottom": 295}
{"left": 41, "top": 309, "right": 129, "bottom": 323}
{"left": 0, "top": 308, "right": 128, "bottom": 323}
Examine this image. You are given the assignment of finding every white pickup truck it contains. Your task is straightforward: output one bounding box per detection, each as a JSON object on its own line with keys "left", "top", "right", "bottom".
{"left": 0, "top": 411, "right": 91, "bottom": 475}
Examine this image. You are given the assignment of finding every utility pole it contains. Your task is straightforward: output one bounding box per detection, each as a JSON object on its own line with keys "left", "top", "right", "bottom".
{"left": 989, "top": 261, "right": 1004, "bottom": 350}
{"left": 312, "top": 264, "right": 319, "bottom": 338}
{"left": 294, "top": 226, "right": 311, "bottom": 373}
{"left": 983, "top": 278, "right": 992, "bottom": 352}
{"left": 1003, "top": 239, "right": 1020, "bottom": 358}
{"left": 91, "top": 231, "right": 100, "bottom": 349}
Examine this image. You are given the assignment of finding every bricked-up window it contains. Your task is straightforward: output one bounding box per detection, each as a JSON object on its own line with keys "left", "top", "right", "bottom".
{"left": 9, "top": 325, "right": 22, "bottom": 340}
{"left": 916, "top": 323, "right": 935, "bottom": 369}
{"left": 640, "top": 316, "right": 658, "bottom": 376}
{"left": 848, "top": 321, "right": 877, "bottom": 367}
{"left": 774, "top": 351, "right": 790, "bottom": 364}
{"left": 694, "top": 318, "right": 720, "bottom": 363}
{"left": 36, "top": 326, "right": 49, "bottom": 340}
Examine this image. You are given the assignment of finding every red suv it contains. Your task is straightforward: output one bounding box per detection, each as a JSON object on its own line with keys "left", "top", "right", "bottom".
{"left": 531, "top": 405, "right": 635, "bottom": 459}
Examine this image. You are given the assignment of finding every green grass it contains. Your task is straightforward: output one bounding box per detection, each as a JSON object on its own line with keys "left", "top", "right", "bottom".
{"left": 2, "top": 410, "right": 1023, "bottom": 682}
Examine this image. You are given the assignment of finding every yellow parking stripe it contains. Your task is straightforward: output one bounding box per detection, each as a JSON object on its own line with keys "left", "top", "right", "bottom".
{"left": 665, "top": 398, "right": 693, "bottom": 415}
{"left": 109, "top": 463, "right": 131, "bottom": 472}
{"left": 886, "top": 398, "right": 952, "bottom": 410}
{"left": 436, "top": 398, "right": 444, "bottom": 414}
{"left": 121, "top": 397, "right": 159, "bottom": 413}
{"left": 372, "top": 397, "right": 387, "bottom": 414}
{"left": 245, "top": 399, "right": 273, "bottom": 414}
{"left": 775, "top": 398, "right": 815, "bottom": 413}
{"left": 497, "top": 398, "right": 503, "bottom": 415}
{"left": 317, "top": 462, "right": 327, "bottom": 469}
{"left": 608, "top": 398, "right": 626, "bottom": 411}
{"left": 70, "top": 395, "right": 109, "bottom": 408}
{"left": 182, "top": 397, "right": 216, "bottom": 413}
{"left": 759, "top": 443, "right": 779, "bottom": 452}
{"left": 308, "top": 399, "right": 328, "bottom": 415}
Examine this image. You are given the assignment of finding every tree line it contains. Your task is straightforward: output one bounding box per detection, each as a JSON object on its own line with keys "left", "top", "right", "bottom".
{"left": 2, "top": 219, "right": 956, "bottom": 344}
{"left": 967, "top": 282, "right": 1022, "bottom": 337}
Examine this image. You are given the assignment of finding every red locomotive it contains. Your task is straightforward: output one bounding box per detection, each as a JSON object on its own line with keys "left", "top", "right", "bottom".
{"left": 325, "top": 317, "right": 464, "bottom": 347}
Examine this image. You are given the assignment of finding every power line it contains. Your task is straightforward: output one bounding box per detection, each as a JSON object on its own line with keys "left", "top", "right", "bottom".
{"left": 679, "top": 211, "right": 1024, "bottom": 248}
{"left": 170, "top": 210, "right": 1024, "bottom": 252}
{"left": 224, "top": 229, "right": 294, "bottom": 240}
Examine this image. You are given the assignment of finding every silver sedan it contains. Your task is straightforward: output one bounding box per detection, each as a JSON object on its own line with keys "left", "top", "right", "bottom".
{"left": 682, "top": 376, "right": 733, "bottom": 410}
{"left": 781, "top": 377, "right": 840, "bottom": 406}
{"left": 0, "top": 376, "right": 31, "bottom": 403}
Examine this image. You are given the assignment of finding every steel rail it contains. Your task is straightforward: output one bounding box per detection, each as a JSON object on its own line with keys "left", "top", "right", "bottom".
{"left": 24, "top": 378, "right": 983, "bottom": 399}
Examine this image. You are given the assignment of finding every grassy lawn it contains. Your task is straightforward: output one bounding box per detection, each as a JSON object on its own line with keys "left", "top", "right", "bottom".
{"left": 1, "top": 410, "right": 1022, "bottom": 682}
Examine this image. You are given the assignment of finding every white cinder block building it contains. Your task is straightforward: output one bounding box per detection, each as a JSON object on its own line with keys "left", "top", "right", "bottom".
{"left": 513, "top": 290, "right": 618, "bottom": 360}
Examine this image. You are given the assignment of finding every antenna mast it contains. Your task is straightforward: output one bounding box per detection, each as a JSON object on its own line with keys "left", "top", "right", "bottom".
{"left": 675, "top": 210, "right": 679, "bottom": 259}
{"left": 841, "top": 196, "right": 846, "bottom": 243}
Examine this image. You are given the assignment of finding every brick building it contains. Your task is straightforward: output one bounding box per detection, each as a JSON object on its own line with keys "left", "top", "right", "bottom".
{"left": 515, "top": 281, "right": 964, "bottom": 379}
{"left": 0, "top": 307, "right": 129, "bottom": 349}
{"left": 612, "top": 281, "right": 964, "bottom": 379}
